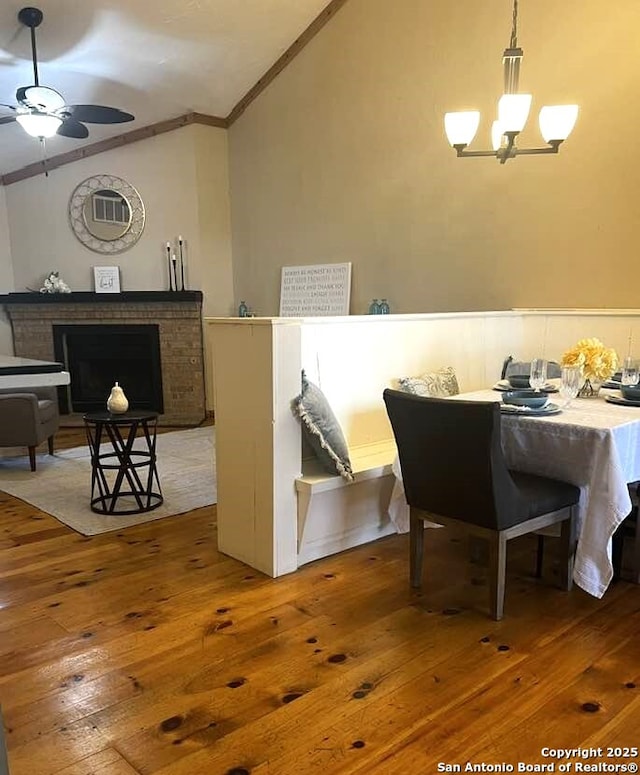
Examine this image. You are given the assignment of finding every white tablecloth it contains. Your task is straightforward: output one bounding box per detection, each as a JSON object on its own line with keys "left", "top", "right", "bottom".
{"left": 388, "top": 388, "right": 640, "bottom": 598}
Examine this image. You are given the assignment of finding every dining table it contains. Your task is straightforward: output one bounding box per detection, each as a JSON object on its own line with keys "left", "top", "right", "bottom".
{"left": 388, "top": 381, "right": 640, "bottom": 599}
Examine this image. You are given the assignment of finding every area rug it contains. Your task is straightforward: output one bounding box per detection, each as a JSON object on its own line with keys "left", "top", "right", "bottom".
{"left": 0, "top": 426, "right": 216, "bottom": 536}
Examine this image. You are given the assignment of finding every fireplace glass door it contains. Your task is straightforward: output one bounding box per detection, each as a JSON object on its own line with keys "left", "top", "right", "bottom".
{"left": 53, "top": 324, "right": 164, "bottom": 414}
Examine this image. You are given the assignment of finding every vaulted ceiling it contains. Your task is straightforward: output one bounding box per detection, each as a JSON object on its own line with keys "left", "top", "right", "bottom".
{"left": 0, "top": 0, "right": 335, "bottom": 177}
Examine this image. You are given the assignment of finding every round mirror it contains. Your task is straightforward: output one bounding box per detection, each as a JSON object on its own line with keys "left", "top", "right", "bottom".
{"left": 69, "top": 174, "right": 145, "bottom": 254}
{"left": 82, "top": 189, "right": 132, "bottom": 241}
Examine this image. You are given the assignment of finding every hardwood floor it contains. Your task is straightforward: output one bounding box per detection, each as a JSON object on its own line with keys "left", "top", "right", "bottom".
{"left": 1, "top": 429, "right": 639, "bottom": 775}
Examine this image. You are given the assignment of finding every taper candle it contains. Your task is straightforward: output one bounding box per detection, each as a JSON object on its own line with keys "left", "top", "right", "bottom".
{"left": 178, "top": 235, "right": 185, "bottom": 291}
{"left": 628, "top": 328, "right": 633, "bottom": 358}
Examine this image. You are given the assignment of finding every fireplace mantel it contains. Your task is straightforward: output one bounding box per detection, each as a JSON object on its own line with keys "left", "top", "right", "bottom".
{"left": 0, "top": 291, "right": 202, "bottom": 305}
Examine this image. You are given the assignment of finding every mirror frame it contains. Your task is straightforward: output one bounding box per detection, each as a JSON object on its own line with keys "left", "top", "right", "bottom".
{"left": 68, "top": 174, "right": 145, "bottom": 254}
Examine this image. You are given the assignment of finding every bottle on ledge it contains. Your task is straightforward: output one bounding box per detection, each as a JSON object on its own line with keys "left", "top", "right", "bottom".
{"left": 368, "top": 299, "right": 381, "bottom": 314}
{"left": 379, "top": 299, "right": 390, "bottom": 314}
{"left": 238, "top": 301, "right": 248, "bottom": 317}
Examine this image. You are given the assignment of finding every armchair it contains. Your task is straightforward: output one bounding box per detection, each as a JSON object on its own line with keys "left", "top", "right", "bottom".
{"left": 0, "top": 386, "right": 60, "bottom": 471}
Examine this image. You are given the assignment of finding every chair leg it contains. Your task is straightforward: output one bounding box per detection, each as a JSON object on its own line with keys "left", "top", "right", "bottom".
{"left": 47, "top": 435, "right": 54, "bottom": 455}
{"left": 629, "top": 512, "right": 640, "bottom": 585}
{"left": 409, "top": 508, "right": 424, "bottom": 588}
{"left": 28, "top": 446, "right": 36, "bottom": 471}
{"left": 488, "top": 532, "right": 507, "bottom": 621}
{"left": 535, "top": 534, "right": 545, "bottom": 578}
{"left": 559, "top": 508, "right": 576, "bottom": 591}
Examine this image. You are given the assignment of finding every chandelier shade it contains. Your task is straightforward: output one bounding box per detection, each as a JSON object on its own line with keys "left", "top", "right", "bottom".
{"left": 491, "top": 120, "right": 504, "bottom": 152}
{"left": 497, "top": 94, "right": 532, "bottom": 133}
{"left": 444, "top": 0, "right": 578, "bottom": 164}
{"left": 539, "top": 105, "right": 579, "bottom": 143}
{"left": 444, "top": 111, "right": 480, "bottom": 147}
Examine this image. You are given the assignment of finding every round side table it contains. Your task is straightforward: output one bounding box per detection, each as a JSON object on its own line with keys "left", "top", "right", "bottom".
{"left": 83, "top": 411, "right": 163, "bottom": 515}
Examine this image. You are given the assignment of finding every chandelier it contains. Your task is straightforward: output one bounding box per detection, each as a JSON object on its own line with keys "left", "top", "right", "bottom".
{"left": 444, "top": 0, "right": 578, "bottom": 164}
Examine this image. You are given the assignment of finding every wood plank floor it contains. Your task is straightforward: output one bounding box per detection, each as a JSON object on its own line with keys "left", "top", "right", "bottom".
{"left": 1, "top": 428, "right": 639, "bottom": 775}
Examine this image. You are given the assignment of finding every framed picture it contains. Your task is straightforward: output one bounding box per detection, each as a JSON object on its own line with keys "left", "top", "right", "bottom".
{"left": 93, "top": 265, "right": 121, "bottom": 294}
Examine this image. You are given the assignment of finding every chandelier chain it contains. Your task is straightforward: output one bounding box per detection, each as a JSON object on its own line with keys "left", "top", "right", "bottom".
{"left": 510, "top": 0, "right": 519, "bottom": 49}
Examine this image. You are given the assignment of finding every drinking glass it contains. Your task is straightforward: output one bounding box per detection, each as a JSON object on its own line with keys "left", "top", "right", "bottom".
{"left": 559, "top": 366, "right": 582, "bottom": 408}
{"left": 530, "top": 358, "right": 548, "bottom": 392}
{"left": 621, "top": 357, "right": 639, "bottom": 387}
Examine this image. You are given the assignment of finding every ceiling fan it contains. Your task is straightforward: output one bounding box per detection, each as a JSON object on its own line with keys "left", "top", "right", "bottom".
{"left": 0, "top": 6, "right": 134, "bottom": 140}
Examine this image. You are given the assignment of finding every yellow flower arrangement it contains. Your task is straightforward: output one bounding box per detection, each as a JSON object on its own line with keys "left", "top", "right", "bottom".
{"left": 561, "top": 337, "right": 618, "bottom": 381}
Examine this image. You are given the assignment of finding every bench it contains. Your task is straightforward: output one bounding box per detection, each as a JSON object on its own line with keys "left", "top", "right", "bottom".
{"left": 295, "top": 438, "right": 398, "bottom": 566}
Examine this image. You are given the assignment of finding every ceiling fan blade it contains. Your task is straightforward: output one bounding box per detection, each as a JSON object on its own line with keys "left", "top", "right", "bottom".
{"left": 57, "top": 118, "right": 89, "bottom": 139}
{"left": 66, "top": 105, "right": 134, "bottom": 124}
{"left": 0, "top": 116, "right": 16, "bottom": 126}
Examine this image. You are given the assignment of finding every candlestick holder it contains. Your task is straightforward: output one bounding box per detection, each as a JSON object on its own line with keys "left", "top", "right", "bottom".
{"left": 171, "top": 254, "right": 178, "bottom": 293}
{"left": 165, "top": 243, "right": 175, "bottom": 291}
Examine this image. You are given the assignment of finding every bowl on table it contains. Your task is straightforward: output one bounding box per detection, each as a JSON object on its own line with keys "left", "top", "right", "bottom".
{"left": 507, "top": 374, "right": 531, "bottom": 389}
{"left": 502, "top": 390, "right": 549, "bottom": 409}
{"left": 621, "top": 385, "right": 640, "bottom": 401}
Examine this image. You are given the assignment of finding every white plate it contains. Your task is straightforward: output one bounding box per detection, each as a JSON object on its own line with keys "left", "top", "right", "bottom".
{"left": 500, "top": 402, "right": 561, "bottom": 416}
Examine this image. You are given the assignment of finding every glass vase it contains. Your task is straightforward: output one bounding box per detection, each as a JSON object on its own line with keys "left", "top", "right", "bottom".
{"left": 578, "top": 376, "right": 603, "bottom": 398}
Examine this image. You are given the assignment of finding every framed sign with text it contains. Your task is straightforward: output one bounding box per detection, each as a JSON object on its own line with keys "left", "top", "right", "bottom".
{"left": 279, "top": 262, "right": 352, "bottom": 317}
{"left": 93, "top": 266, "right": 121, "bottom": 293}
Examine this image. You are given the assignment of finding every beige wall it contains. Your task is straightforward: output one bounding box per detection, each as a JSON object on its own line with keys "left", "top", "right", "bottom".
{"left": 3, "top": 0, "right": 638, "bottom": 396}
{"left": 3, "top": 124, "right": 233, "bottom": 315}
{"left": 227, "top": 0, "right": 640, "bottom": 315}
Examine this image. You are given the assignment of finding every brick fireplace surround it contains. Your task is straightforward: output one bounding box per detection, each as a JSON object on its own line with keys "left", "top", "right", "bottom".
{"left": 0, "top": 291, "right": 205, "bottom": 426}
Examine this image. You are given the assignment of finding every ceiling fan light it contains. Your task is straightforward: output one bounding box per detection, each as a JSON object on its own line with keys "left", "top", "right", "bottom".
{"left": 539, "top": 104, "right": 579, "bottom": 142}
{"left": 16, "top": 112, "right": 62, "bottom": 138}
{"left": 444, "top": 111, "right": 480, "bottom": 146}
{"left": 497, "top": 93, "right": 532, "bottom": 133}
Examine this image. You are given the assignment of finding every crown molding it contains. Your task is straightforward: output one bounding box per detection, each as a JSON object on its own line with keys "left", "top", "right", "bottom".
{"left": 0, "top": 0, "right": 350, "bottom": 186}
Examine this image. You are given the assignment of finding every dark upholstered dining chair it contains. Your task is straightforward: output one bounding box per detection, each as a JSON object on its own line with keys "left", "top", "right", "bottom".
{"left": 382, "top": 389, "right": 580, "bottom": 620}
{"left": 501, "top": 356, "right": 562, "bottom": 380}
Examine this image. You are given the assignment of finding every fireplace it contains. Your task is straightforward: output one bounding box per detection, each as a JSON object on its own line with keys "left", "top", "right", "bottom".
{"left": 53, "top": 324, "right": 164, "bottom": 414}
{"left": 1, "top": 291, "right": 205, "bottom": 426}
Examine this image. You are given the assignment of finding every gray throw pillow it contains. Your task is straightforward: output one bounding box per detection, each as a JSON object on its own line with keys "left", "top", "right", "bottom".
{"left": 292, "top": 371, "right": 354, "bottom": 481}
